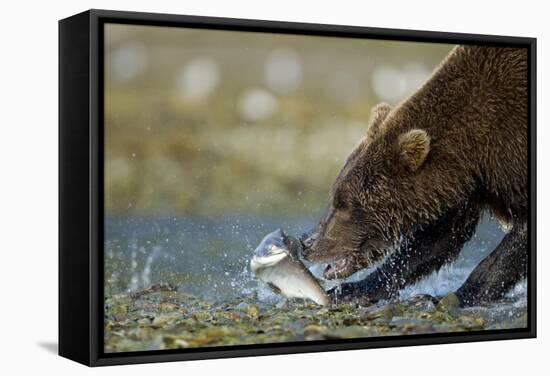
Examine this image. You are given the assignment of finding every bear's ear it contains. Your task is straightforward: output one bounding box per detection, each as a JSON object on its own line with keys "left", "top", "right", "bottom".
{"left": 397, "top": 129, "right": 430, "bottom": 172}
{"left": 365, "top": 102, "right": 391, "bottom": 142}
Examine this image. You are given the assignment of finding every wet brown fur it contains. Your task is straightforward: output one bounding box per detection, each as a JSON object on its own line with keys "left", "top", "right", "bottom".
{"left": 304, "top": 45, "right": 527, "bottom": 280}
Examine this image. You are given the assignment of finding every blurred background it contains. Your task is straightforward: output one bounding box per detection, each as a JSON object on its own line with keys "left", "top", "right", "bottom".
{"left": 104, "top": 24, "right": 455, "bottom": 217}
{"left": 104, "top": 24, "right": 479, "bottom": 299}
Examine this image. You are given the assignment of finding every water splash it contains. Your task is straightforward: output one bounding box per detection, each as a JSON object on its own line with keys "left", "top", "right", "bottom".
{"left": 105, "top": 212, "right": 525, "bottom": 308}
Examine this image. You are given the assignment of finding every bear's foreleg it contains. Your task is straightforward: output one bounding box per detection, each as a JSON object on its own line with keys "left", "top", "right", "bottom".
{"left": 330, "top": 200, "right": 480, "bottom": 303}
{"left": 456, "top": 218, "right": 527, "bottom": 306}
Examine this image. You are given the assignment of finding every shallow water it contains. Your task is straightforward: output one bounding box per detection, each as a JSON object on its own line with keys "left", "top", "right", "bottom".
{"left": 104, "top": 213, "right": 527, "bottom": 352}
{"left": 105, "top": 212, "right": 516, "bottom": 301}
{"left": 104, "top": 213, "right": 320, "bottom": 298}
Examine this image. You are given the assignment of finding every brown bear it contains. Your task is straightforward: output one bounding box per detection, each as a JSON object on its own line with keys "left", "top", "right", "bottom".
{"left": 301, "top": 45, "right": 528, "bottom": 306}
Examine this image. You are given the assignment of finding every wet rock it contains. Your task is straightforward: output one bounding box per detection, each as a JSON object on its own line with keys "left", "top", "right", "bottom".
{"left": 316, "top": 307, "right": 330, "bottom": 315}
{"left": 458, "top": 315, "right": 485, "bottom": 330}
{"left": 228, "top": 301, "right": 262, "bottom": 320}
{"left": 192, "top": 311, "right": 213, "bottom": 322}
{"left": 303, "top": 324, "right": 326, "bottom": 340}
{"left": 437, "top": 321, "right": 465, "bottom": 332}
{"left": 176, "top": 290, "right": 199, "bottom": 301}
{"left": 437, "top": 293, "right": 460, "bottom": 316}
{"left": 144, "top": 336, "right": 165, "bottom": 351}
{"left": 223, "top": 311, "right": 242, "bottom": 322}
{"left": 362, "top": 304, "right": 404, "bottom": 322}
{"left": 158, "top": 302, "right": 181, "bottom": 311}
{"left": 112, "top": 313, "right": 131, "bottom": 322}
{"left": 104, "top": 321, "right": 114, "bottom": 332}
{"left": 329, "top": 303, "right": 356, "bottom": 313}
{"left": 403, "top": 294, "right": 438, "bottom": 313}
{"left": 288, "top": 318, "right": 315, "bottom": 330}
{"left": 389, "top": 317, "right": 436, "bottom": 333}
{"left": 137, "top": 317, "right": 152, "bottom": 326}
{"left": 152, "top": 313, "right": 181, "bottom": 327}
{"left": 192, "top": 327, "right": 236, "bottom": 346}
{"left": 342, "top": 315, "right": 361, "bottom": 326}
{"left": 163, "top": 335, "right": 190, "bottom": 349}
{"left": 247, "top": 304, "right": 260, "bottom": 318}
{"left": 323, "top": 326, "right": 373, "bottom": 339}
{"left": 235, "top": 301, "right": 261, "bottom": 315}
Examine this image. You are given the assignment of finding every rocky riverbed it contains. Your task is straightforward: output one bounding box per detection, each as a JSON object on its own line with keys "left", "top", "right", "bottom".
{"left": 104, "top": 286, "right": 527, "bottom": 353}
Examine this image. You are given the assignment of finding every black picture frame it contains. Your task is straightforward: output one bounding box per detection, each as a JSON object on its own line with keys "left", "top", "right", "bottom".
{"left": 59, "top": 9, "right": 537, "bottom": 367}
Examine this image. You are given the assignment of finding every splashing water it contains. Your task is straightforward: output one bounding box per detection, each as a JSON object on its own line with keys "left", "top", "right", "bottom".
{"left": 104, "top": 214, "right": 318, "bottom": 299}
{"left": 105, "top": 212, "right": 525, "bottom": 307}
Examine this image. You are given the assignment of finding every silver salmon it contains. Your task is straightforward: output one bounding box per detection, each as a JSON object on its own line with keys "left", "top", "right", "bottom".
{"left": 250, "top": 229, "right": 329, "bottom": 306}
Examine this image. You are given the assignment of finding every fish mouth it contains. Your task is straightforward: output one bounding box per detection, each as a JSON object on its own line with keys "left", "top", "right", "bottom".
{"left": 250, "top": 251, "right": 287, "bottom": 272}
{"left": 323, "top": 256, "right": 358, "bottom": 280}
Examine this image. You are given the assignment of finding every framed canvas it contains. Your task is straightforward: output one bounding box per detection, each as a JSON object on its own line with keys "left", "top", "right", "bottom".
{"left": 59, "top": 9, "right": 537, "bottom": 366}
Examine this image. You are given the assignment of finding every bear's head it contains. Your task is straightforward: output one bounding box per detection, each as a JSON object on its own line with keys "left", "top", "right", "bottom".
{"left": 302, "top": 103, "right": 433, "bottom": 279}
